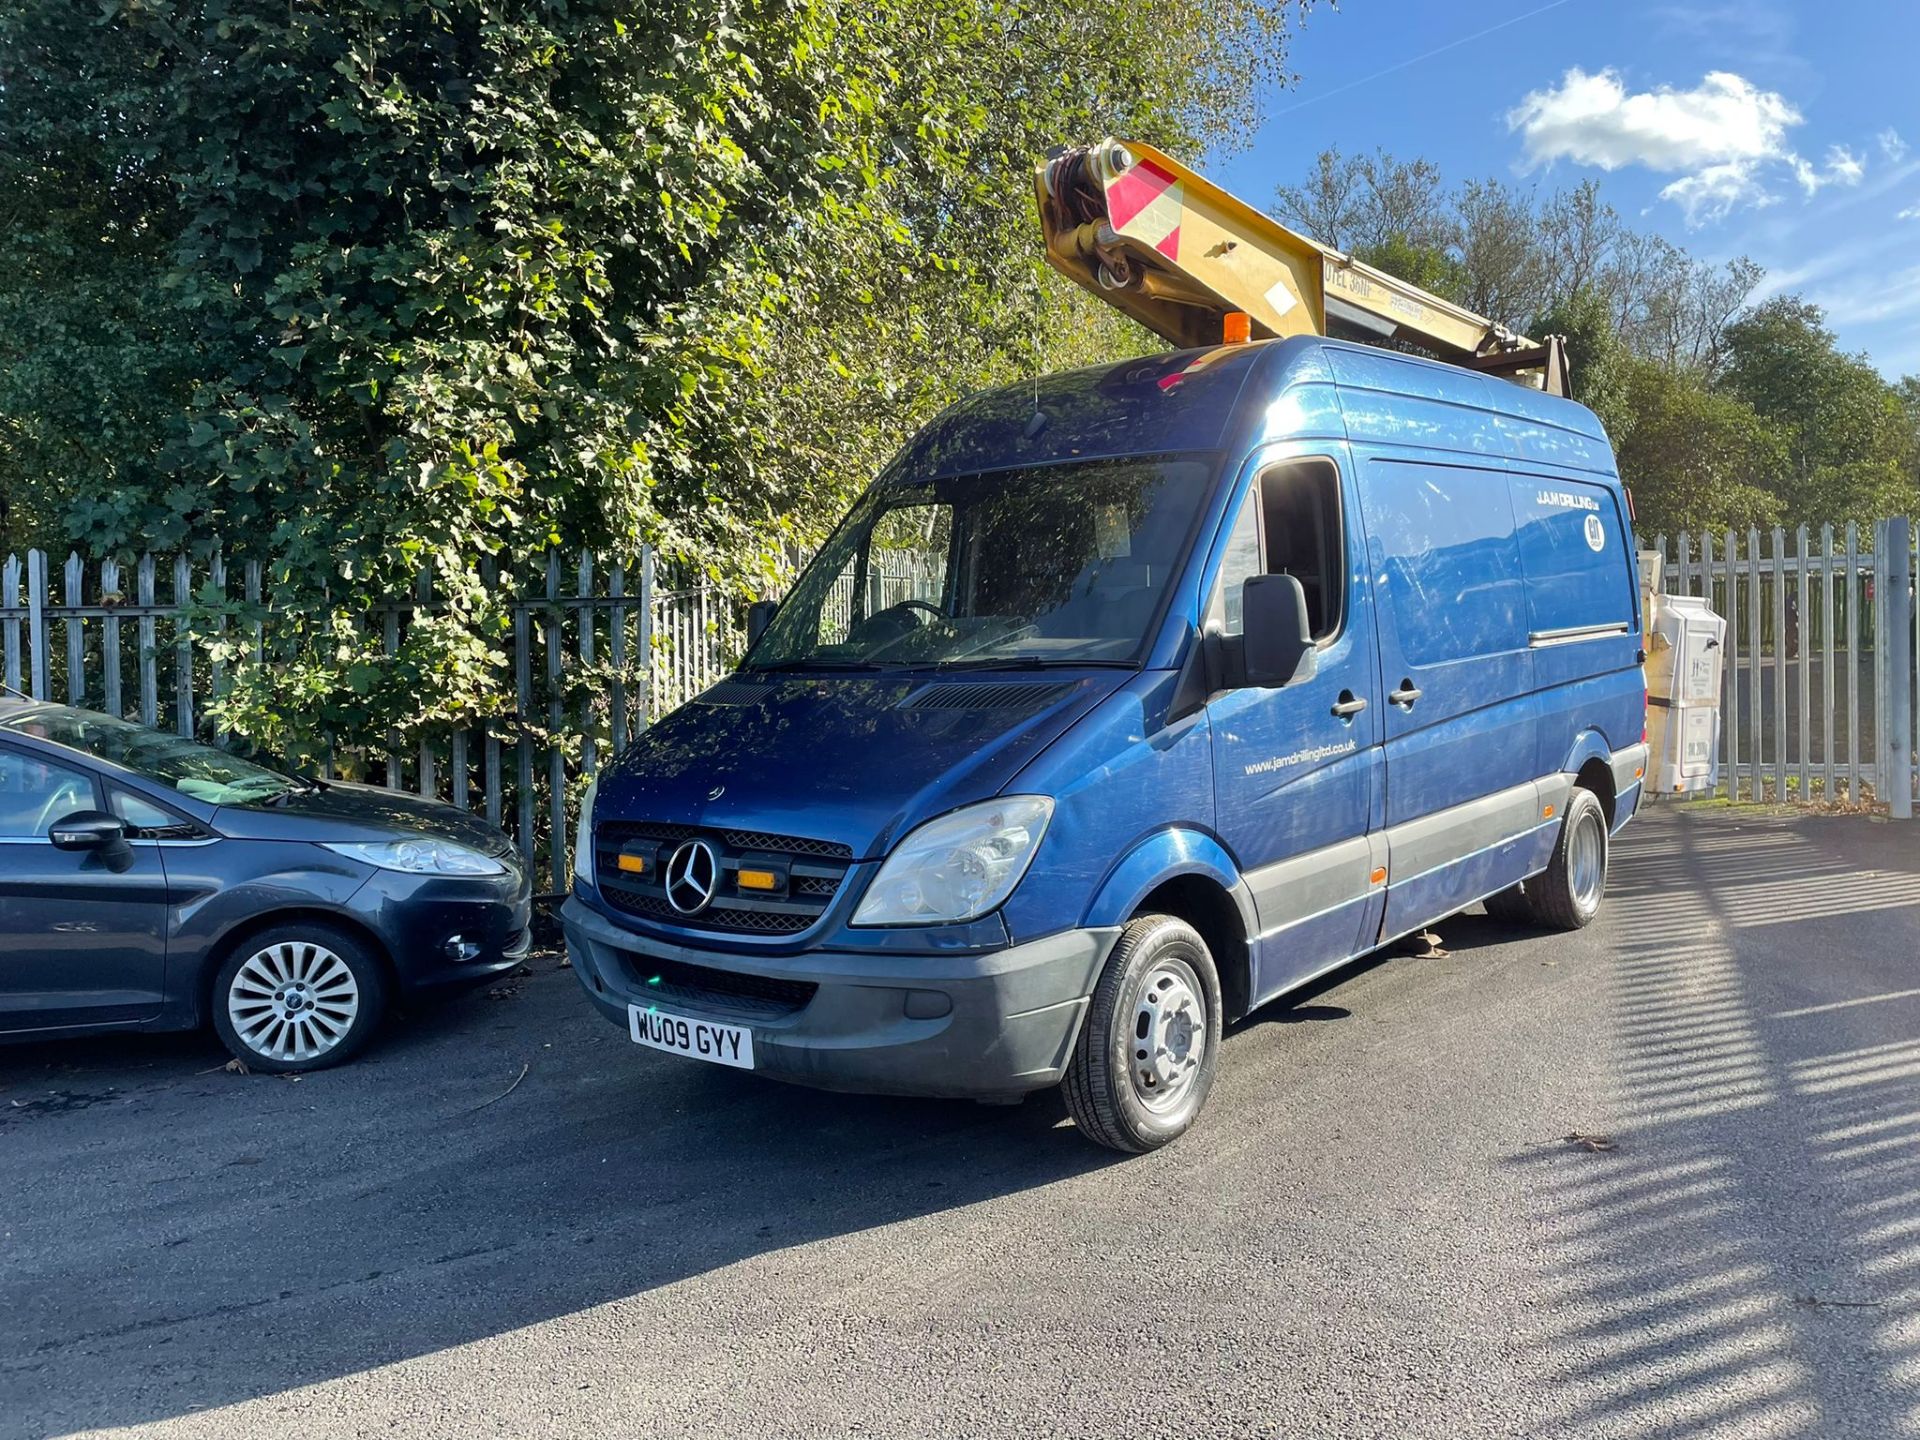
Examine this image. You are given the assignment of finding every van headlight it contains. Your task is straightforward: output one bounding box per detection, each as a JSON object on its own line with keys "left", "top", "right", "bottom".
{"left": 321, "top": 839, "right": 505, "bottom": 875}
{"left": 851, "top": 796, "right": 1053, "bottom": 927}
{"left": 572, "top": 777, "right": 597, "bottom": 889}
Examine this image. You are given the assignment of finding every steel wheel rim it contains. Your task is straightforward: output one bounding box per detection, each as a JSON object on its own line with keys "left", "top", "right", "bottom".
{"left": 227, "top": 941, "right": 359, "bottom": 1063}
{"left": 1129, "top": 956, "right": 1207, "bottom": 1114}
{"left": 1569, "top": 813, "right": 1605, "bottom": 909}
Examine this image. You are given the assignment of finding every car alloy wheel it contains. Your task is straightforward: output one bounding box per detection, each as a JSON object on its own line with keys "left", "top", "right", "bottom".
{"left": 226, "top": 940, "right": 361, "bottom": 1064}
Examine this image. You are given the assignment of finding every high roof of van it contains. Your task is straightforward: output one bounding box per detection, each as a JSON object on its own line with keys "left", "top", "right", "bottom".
{"left": 889, "top": 336, "right": 1615, "bottom": 483}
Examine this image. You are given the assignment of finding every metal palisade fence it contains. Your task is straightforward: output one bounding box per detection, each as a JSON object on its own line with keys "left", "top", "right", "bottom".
{"left": 0, "top": 546, "right": 759, "bottom": 894}
{"left": 0, "top": 543, "right": 938, "bottom": 894}
{"left": 1643, "top": 518, "right": 1917, "bottom": 818}
{"left": 1, "top": 521, "right": 1912, "bottom": 896}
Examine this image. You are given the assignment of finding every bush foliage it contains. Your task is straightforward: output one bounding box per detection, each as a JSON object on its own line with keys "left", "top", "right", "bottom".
{"left": 0, "top": 0, "right": 1306, "bottom": 751}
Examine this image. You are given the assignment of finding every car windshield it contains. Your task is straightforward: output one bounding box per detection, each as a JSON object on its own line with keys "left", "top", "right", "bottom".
{"left": 746, "top": 455, "right": 1217, "bottom": 670}
{"left": 0, "top": 709, "right": 298, "bottom": 805}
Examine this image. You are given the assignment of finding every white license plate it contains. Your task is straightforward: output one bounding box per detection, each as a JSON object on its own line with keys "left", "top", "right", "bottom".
{"left": 628, "top": 1004, "right": 755, "bottom": 1070}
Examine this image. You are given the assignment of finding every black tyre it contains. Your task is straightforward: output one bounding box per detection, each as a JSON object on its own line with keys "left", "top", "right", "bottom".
{"left": 1063, "top": 914, "right": 1223, "bottom": 1154}
{"left": 1495, "top": 787, "right": 1609, "bottom": 932}
{"left": 210, "top": 923, "right": 388, "bottom": 1073}
{"left": 1481, "top": 884, "right": 1533, "bottom": 923}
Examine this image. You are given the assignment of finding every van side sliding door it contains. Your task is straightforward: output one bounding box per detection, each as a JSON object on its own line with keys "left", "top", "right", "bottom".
{"left": 1358, "top": 459, "right": 1552, "bottom": 940}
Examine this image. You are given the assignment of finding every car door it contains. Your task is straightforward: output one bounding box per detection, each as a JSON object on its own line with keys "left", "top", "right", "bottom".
{"left": 0, "top": 743, "right": 171, "bottom": 1033}
{"left": 1208, "top": 454, "right": 1383, "bottom": 1006}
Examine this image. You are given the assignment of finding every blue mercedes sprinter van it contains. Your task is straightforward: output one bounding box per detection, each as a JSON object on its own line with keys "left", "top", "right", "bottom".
{"left": 563, "top": 336, "right": 1648, "bottom": 1152}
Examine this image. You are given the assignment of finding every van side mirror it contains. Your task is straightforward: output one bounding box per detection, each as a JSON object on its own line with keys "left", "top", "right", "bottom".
{"left": 1242, "top": 574, "right": 1317, "bottom": 688}
{"left": 746, "top": 600, "right": 778, "bottom": 647}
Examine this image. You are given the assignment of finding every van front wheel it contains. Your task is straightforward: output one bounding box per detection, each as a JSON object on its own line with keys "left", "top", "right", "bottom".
{"left": 1063, "top": 914, "right": 1223, "bottom": 1154}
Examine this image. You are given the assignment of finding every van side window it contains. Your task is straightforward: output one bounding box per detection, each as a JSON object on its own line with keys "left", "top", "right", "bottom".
{"left": 1216, "top": 460, "right": 1344, "bottom": 641}
{"left": 1262, "top": 462, "right": 1343, "bottom": 640}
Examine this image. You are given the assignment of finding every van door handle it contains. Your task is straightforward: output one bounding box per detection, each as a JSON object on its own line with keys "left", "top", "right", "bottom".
{"left": 1330, "top": 692, "right": 1368, "bottom": 718}
{"left": 1389, "top": 682, "right": 1422, "bottom": 708}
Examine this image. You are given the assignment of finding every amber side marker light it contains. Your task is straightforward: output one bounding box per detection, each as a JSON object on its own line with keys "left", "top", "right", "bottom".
{"left": 737, "top": 868, "right": 779, "bottom": 892}
{"left": 1369, "top": 866, "right": 1387, "bottom": 886}
{"left": 1543, "top": 804, "right": 1555, "bottom": 818}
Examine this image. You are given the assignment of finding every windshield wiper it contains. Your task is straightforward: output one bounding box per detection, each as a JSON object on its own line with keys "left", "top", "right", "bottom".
{"left": 744, "top": 659, "right": 896, "bottom": 673}
{"left": 256, "top": 778, "right": 322, "bottom": 807}
{"left": 930, "top": 655, "right": 1140, "bottom": 671}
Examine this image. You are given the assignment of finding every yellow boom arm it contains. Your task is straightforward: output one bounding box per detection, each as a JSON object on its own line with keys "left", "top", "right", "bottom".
{"left": 1036, "top": 138, "right": 1568, "bottom": 397}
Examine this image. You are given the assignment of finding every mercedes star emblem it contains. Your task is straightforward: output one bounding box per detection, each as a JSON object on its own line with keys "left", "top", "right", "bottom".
{"left": 664, "top": 839, "right": 720, "bottom": 914}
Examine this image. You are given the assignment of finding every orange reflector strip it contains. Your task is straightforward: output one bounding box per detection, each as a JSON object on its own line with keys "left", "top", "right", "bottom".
{"left": 616, "top": 853, "right": 647, "bottom": 874}
{"left": 737, "top": 868, "right": 778, "bottom": 892}
{"left": 1369, "top": 866, "right": 1387, "bottom": 886}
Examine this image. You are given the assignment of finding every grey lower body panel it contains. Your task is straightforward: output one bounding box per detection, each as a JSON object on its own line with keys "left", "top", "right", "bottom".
{"left": 562, "top": 897, "right": 1119, "bottom": 1100}
{"left": 1608, "top": 743, "right": 1650, "bottom": 809}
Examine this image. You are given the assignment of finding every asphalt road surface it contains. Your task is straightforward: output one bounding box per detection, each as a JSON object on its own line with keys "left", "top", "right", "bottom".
{"left": 4, "top": 804, "right": 1919, "bottom": 1439}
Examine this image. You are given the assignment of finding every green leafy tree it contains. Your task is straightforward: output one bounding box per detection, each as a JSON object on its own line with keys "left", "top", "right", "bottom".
{"left": 1719, "top": 299, "right": 1918, "bottom": 525}
{"left": 0, "top": 0, "right": 1310, "bottom": 757}
{"left": 1610, "top": 358, "right": 1786, "bottom": 538}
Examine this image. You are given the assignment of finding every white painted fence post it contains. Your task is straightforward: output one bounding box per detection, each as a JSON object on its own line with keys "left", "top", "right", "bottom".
{"left": 1885, "top": 517, "right": 1914, "bottom": 820}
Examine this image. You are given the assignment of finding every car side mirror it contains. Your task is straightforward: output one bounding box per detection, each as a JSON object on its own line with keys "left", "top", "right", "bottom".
{"left": 49, "top": 810, "right": 130, "bottom": 854}
{"left": 746, "top": 600, "right": 778, "bottom": 647}
{"left": 1242, "top": 574, "right": 1317, "bottom": 688}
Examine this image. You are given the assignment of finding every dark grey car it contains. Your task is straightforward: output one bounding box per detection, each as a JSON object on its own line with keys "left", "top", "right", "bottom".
{"left": 0, "top": 700, "right": 531, "bottom": 1070}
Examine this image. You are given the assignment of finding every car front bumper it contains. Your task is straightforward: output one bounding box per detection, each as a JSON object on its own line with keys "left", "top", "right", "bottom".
{"left": 355, "top": 864, "right": 535, "bottom": 994}
{"left": 562, "top": 896, "right": 1117, "bottom": 1100}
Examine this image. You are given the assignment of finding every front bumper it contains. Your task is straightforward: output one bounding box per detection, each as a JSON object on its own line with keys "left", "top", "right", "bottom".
{"left": 355, "top": 864, "right": 535, "bottom": 994}
{"left": 562, "top": 896, "right": 1118, "bottom": 1100}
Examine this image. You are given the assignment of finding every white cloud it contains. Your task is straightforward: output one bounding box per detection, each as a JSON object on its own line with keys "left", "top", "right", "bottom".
{"left": 1508, "top": 68, "right": 1800, "bottom": 174}
{"left": 1508, "top": 67, "right": 1882, "bottom": 227}
{"left": 1881, "top": 129, "right": 1909, "bottom": 163}
{"left": 1790, "top": 146, "right": 1866, "bottom": 196}
{"left": 1660, "top": 163, "right": 1778, "bottom": 223}
{"left": 1901, "top": 203, "right": 1920, "bottom": 222}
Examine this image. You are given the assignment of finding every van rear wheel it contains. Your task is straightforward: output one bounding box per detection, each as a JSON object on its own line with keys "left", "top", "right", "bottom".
{"left": 1487, "top": 787, "right": 1609, "bottom": 932}
{"left": 1063, "top": 914, "right": 1223, "bottom": 1154}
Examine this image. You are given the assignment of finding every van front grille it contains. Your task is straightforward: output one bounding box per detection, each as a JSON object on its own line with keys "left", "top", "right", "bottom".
{"left": 615, "top": 952, "right": 817, "bottom": 1021}
{"left": 594, "top": 821, "right": 854, "bottom": 937}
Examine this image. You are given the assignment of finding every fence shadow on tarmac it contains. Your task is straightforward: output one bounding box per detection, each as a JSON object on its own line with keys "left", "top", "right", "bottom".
{"left": 1505, "top": 814, "right": 1920, "bottom": 1438}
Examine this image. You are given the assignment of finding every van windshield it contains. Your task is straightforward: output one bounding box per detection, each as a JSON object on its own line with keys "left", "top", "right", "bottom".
{"left": 746, "top": 455, "right": 1216, "bottom": 671}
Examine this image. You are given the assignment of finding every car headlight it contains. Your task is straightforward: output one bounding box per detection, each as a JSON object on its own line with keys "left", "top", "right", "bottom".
{"left": 573, "top": 777, "right": 598, "bottom": 889}
{"left": 851, "top": 796, "right": 1053, "bottom": 927}
{"left": 321, "top": 838, "right": 506, "bottom": 876}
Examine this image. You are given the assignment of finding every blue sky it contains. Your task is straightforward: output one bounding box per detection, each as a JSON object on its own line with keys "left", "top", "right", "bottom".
{"left": 1205, "top": 0, "right": 1920, "bottom": 378}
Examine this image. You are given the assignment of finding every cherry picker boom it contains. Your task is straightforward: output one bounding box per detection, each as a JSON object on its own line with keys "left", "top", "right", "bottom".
{"left": 1037, "top": 138, "right": 1569, "bottom": 398}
